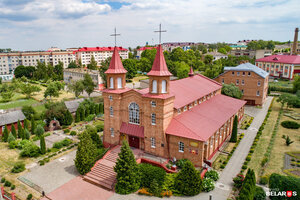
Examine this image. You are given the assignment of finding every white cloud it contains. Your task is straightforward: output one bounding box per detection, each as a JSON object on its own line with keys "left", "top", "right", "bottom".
{"left": 0, "top": 0, "right": 299, "bottom": 50}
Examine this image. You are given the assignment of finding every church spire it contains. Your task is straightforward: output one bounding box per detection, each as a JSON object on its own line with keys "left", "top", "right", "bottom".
{"left": 105, "top": 47, "right": 127, "bottom": 74}
{"left": 147, "top": 45, "right": 172, "bottom": 76}
{"left": 188, "top": 67, "right": 194, "bottom": 77}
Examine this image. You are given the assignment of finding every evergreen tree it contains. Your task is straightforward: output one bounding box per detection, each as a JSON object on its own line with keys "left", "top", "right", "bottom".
{"left": 80, "top": 107, "right": 85, "bottom": 121}
{"left": 35, "top": 125, "right": 44, "bottom": 137}
{"left": 11, "top": 125, "right": 17, "bottom": 138}
{"left": 99, "top": 103, "right": 104, "bottom": 114}
{"left": 31, "top": 117, "right": 35, "bottom": 135}
{"left": 7, "top": 132, "right": 16, "bottom": 143}
{"left": 63, "top": 110, "right": 73, "bottom": 125}
{"left": 239, "top": 169, "right": 256, "bottom": 200}
{"left": 85, "top": 106, "right": 90, "bottom": 117}
{"left": 75, "top": 132, "right": 98, "bottom": 175}
{"left": 75, "top": 109, "right": 81, "bottom": 123}
{"left": 23, "top": 119, "right": 29, "bottom": 130}
{"left": 114, "top": 141, "right": 140, "bottom": 194}
{"left": 40, "top": 135, "right": 46, "bottom": 154}
{"left": 86, "top": 126, "right": 103, "bottom": 149}
{"left": 24, "top": 128, "right": 30, "bottom": 140}
{"left": 230, "top": 115, "right": 238, "bottom": 143}
{"left": 174, "top": 160, "right": 202, "bottom": 196}
{"left": 2, "top": 125, "right": 9, "bottom": 142}
{"left": 95, "top": 104, "right": 99, "bottom": 115}
{"left": 17, "top": 120, "right": 23, "bottom": 139}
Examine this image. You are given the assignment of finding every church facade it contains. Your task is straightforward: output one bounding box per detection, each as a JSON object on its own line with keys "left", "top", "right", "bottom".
{"left": 102, "top": 45, "right": 246, "bottom": 166}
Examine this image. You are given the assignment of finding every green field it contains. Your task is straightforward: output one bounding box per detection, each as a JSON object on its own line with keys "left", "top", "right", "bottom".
{"left": 269, "top": 80, "right": 293, "bottom": 88}
{"left": 0, "top": 98, "right": 38, "bottom": 110}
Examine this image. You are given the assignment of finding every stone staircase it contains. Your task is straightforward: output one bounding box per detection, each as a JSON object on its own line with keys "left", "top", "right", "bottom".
{"left": 83, "top": 150, "right": 119, "bottom": 190}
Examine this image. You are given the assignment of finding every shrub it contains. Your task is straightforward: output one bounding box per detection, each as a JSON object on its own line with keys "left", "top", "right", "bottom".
{"left": 85, "top": 114, "right": 96, "bottom": 122}
{"left": 281, "top": 120, "right": 300, "bottom": 129}
{"left": 174, "top": 160, "right": 202, "bottom": 196}
{"left": 27, "top": 194, "right": 33, "bottom": 200}
{"left": 149, "top": 179, "right": 162, "bottom": 197}
{"left": 233, "top": 174, "right": 244, "bottom": 189}
{"left": 1, "top": 177, "right": 5, "bottom": 183}
{"left": 96, "top": 124, "right": 104, "bottom": 132}
{"left": 220, "top": 164, "right": 225, "bottom": 169}
{"left": 70, "top": 131, "right": 77, "bottom": 136}
{"left": 11, "top": 185, "right": 16, "bottom": 190}
{"left": 204, "top": 170, "right": 219, "bottom": 181}
{"left": 254, "top": 186, "right": 266, "bottom": 200}
{"left": 246, "top": 156, "right": 251, "bottom": 161}
{"left": 242, "top": 165, "right": 247, "bottom": 170}
{"left": 39, "top": 160, "right": 45, "bottom": 166}
{"left": 261, "top": 157, "right": 268, "bottom": 167}
{"left": 4, "top": 180, "right": 11, "bottom": 187}
{"left": 63, "top": 129, "right": 70, "bottom": 133}
{"left": 202, "top": 178, "right": 215, "bottom": 192}
{"left": 259, "top": 175, "right": 269, "bottom": 185}
{"left": 11, "top": 162, "right": 26, "bottom": 173}
{"left": 176, "top": 158, "right": 188, "bottom": 169}
{"left": 53, "top": 138, "right": 72, "bottom": 149}
{"left": 9, "top": 140, "right": 18, "bottom": 149}
{"left": 20, "top": 141, "right": 40, "bottom": 157}
{"left": 139, "top": 163, "right": 166, "bottom": 189}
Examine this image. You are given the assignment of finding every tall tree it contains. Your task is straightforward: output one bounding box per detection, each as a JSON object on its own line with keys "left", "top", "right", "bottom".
{"left": 114, "top": 141, "right": 140, "bottom": 194}
{"left": 24, "top": 128, "right": 30, "bottom": 140}
{"left": 221, "top": 83, "right": 242, "bottom": 99}
{"left": 87, "top": 55, "right": 98, "bottom": 70}
{"left": 31, "top": 117, "right": 35, "bottom": 135}
{"left": 40, "top": 135, "right": 46, "bottom": 154}
{"left": 23, "top": 119, "right": 29, "bottom": 130}
{"left": 122, "top": 59, "right": 137, "bottom": 79}
{"left": 75, "top": 132, "right": 98, "bottom": 175}
{"left": 53, "top": 61, "right": 64, "bottom": 81}
{"left": 2, "top": 125, "right": 9, "bottom": 142}
{"left": 82, "top": 74, "right": 96, "bottom": 97}
{"left": 17, "top": 120, "right": 23, "bottom": 139}
{"left": 44, "top": 82, "right": 60, "bottom": 100}
{"left": 67, "top": 80, "right": 84, "bottom": 98}
{"left": 11, "top": 125, "right": 17, "bottom": 138}
{"left": 68, "top": 61, "right": 79, "bottom": 69}
{"left": 35, "top": 125, "right": 44, "bottom": 137}
{"left": 230, "top": 115, "right": 238, "bottom": 143}
{"left": 174, "top": 160, "right": 202, "bottom": 196}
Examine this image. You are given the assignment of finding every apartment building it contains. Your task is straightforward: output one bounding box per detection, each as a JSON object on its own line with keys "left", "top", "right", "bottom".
{"left": 162, "top": 42, "right": 195, "bottom": 52}
{"left": 73, "top": 47, "right": 128, "bottom": 66}
{"left": 255, "top": 55, "right": 300, "bottom": 80}
{"left": 0, "top": 50, "right": 76, "bottom": 79}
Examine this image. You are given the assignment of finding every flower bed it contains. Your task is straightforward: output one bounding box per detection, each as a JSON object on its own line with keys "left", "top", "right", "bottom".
{"left": 240, "top": 115, "right": 254, "bottom": 130}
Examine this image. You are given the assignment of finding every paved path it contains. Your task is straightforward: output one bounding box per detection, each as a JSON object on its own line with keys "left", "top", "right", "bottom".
{"left": 21, "top": 150, "right": 79, "bottom": 194}
{"left": 109, "top": 97, "right": 273, "bottom": 200}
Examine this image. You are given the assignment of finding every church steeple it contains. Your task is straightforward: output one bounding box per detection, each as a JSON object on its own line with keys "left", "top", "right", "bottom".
{"left": 147, "top": 45, "right": 172, "bottom": 94}
{"left": 188, "top": 67, "right": 194, "bottom": 77}
{"left": 105, "top": 46, "right": 127, "bottom": 90}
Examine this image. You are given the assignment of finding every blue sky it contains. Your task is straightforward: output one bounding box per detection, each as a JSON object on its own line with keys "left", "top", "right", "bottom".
{"left": 0, "top": 0, "right": 299, "bottom": 51}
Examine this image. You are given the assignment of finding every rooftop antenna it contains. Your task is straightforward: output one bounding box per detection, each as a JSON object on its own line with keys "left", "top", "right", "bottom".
{"left": 110, "top": 27, "right": 121, "bottom": 47}
{"left": 154, "top": 23, "right": 167, "bottom": 44}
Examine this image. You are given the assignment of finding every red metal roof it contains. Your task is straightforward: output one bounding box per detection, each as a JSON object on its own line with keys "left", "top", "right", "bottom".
{"left": 138, "top": 74, "right": 221, "bottom": 108}
{"left": 105, "top": 46, "right": 127, "bottom": 74}
{"left": 256, "top": 55, "right": 300, "bottom": 64}
{"left": 166, "top": 94, "right": 246, "bottom": 141}
{"left": 137, "top": 47, "right": 157, "bottom": 51}
{"left": 120, "top": 122, "right": 144, "bottom": 138}
{"left": 74, "top": 46, "right": 128, "bottom": 52}
{"left": 147, "top": 45, "right": 172, "bottom": 76}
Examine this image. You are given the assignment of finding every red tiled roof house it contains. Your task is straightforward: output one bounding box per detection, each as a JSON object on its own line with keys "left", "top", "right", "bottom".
{"left": 102, "top": 45, "right": 246, "bottom": 167}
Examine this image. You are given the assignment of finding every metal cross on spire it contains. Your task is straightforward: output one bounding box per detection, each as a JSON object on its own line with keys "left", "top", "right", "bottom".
{"left": 110, "top": 27, "right": 120, "bottom": 47}
{"left": 154, "top": 23, "right": 166, "bottom": 44}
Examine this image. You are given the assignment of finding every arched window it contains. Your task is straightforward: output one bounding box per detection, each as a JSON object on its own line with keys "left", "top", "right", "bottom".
{"left": 109, "top": 77, "right": 114, "bottom": 89}
{"left": 161, "top": 80, "right": 167, "bottom": 93}
{"left": 117, "top": 77, "right": 122, "bottom": 89}
{"left": 152, "top": 80, "right": 157, "bottom": 93}
{"left": 129, "top": 102, "right": 140, "bottom": 124}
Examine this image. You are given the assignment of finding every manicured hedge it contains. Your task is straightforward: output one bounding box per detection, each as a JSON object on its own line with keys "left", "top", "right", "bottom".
{"left": 269, "top": 173, "right": 300, "bottom": 200}
{"left": 269, "top": 86, "right": 294, "bottom": 93}
{"left": 139, "top": 163, "right": 166, "bottom": 189}
{"left": 281, "top": 120, "right": 300, "bottom": 129}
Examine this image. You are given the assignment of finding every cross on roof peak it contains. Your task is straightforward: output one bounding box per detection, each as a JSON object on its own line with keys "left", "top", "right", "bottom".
{"left": 154, "top": 23, "right": 167, "bottom": 44}
{"left": 110, "top": 27, "right": 121, "bottom": 47}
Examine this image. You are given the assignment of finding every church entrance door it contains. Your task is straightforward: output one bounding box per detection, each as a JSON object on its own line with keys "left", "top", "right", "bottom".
{"left": 128, "top": 136, "right": 140, "bottom": 149}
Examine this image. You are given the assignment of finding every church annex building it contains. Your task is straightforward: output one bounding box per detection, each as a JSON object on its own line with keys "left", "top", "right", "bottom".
{"left": 102, "top": 45, "right": 246, "bottom": 167}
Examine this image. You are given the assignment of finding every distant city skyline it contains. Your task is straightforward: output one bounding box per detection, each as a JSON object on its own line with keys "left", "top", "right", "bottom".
{"left": 0, "top": 0, "right": 299, "bottom": 51}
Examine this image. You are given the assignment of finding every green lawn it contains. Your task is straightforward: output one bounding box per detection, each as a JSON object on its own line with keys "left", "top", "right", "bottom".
{"left": 269, "top": 80, "right": 293, "bottom": 88}
{"left": 0, "top": 98, "right": 38, "bottom": 110}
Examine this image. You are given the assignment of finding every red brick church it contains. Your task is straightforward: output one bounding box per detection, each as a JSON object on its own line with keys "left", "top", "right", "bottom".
{"left": 102, "top": 45, "right": 246, "bottom": 166}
